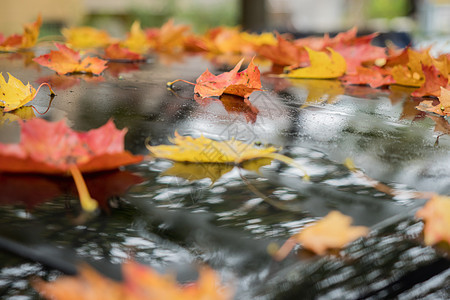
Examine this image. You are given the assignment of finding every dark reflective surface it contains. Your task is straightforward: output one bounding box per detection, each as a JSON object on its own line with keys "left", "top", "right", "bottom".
{"left": 0, "top": 49, "right": 449, "bottom": 299}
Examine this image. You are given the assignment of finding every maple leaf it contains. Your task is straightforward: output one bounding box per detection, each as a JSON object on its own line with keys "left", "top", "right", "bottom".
{"left": 167, "top": 57, "right": 262, "bottom": 99}
{"left": 275, "top": 211, "right": 369, "bottom": 259}
{"left": 33, "top": 43, "right": 108, "bottom": 75}
{"left": 416, "top": 195, "right": 450, "bottom": 246}
{"left": 0, "top": 15, "right": 42, "bottom": 51}
{"left": 147, "top": 132, "right": 308, "bottom": 180}
{"left": 0, "top": 72, "right": 54, "bottom": 112}
{"left": 34, "top": 261, "right": 232, "bottom": 300}
{"left": 0, "top": 118, "right": 143, "bottom": 211}
{"left": 390, "top": 49, "right": 427, "bottom": 87}
{"left": 411, "top": 65, "right": 449, "bottom": 97}
{"left": 104, "top": 43, "right": 145, "bottom": 61}
{"left": 341, "top": 66, "right": 394, "bottom": 88}
{"left": 416, "top": 87, "right": 450, "bottom": 116}
{"left": 0, "top": 106, "right": 35, "bottom": 124}
{"left": 121, "top": 21, "right": 151, "bottom": 54}
{"left": 148, "top": 19, "right": 190, "bottom": 52}
{"left": 62, "top": 26, "right": 113, "bottom": 49}
{"left": 257, "top": 33, "right": 303, "bottom": 66}
{"left": 282, "top": 47, "right": 346, "bottom": 79}
{"left": 203, "top": 26, "right": 249, "bottom": 54}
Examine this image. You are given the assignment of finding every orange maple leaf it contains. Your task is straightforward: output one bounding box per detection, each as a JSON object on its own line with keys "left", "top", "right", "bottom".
{"left": 147, "top": 19, "right": 190, "bottom": 52}
{"left": 168, "top": 57, "right": 262, "bottom": 99}
{"left": 416, "top": 195, "right": 450, "bottom": 246}
{"left": 33, "top": 43, "right": 108, "bottom": 75}
{"left": 0, "top": 118, "right": 143, "bottom": 211}
{"left": 0, "top": 15, "right": 42, "bottom": 51}
{"left": 34, "top": 261, "right": 232, "bottom": 300}
{"left": 275, "top": 211, "right": 368, "bottom": 259}
{"left": 416, "top": 87, "right": 450, "bottom": 116}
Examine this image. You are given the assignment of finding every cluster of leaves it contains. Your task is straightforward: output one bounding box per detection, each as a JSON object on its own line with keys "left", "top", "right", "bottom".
{"left": 1, "top": 15, "right": 450, "bottom": 298}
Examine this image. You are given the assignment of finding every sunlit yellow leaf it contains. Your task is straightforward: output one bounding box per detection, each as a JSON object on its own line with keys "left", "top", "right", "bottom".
{"left": 282, "top": 47, "right": 346, "bottom": 79}
{"left": 0, "top": 73, "right": 35, "bottom": 112}
{"left": 148, "top": 132, "right": 308, "bottom": 180}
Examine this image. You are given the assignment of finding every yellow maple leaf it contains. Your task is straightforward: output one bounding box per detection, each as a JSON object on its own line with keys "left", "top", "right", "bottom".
{"left": 416, "top": 194, "right": 450, "bottom": 246}
{"left": 240, "top": 32, "right": 277, "bottom": 47}
{"left": 121, "top": 21, "right": 151, "bottom": 54}
{"left": 62, "top": 27, "right": 113, "bottom": 49}
{"left": 282, "top": 47, "right": 347, "bottom": 79}
{"left": 147, "top": 132, "right": 308, "bottom": 179}
{"left": 0, "top": 106, "right": 35, "bottom": 124}
{"left": 0, "top": 73, "right": 54, "bottom": 112}
{"left": 274, "top": 211, "right": 368, "bottom": 259}
{"left": 391, "top": 49, "right": 428, "bottom": 87}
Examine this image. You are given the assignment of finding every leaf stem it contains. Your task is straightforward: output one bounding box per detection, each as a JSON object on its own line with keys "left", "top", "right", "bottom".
{"left": 166, "top": 79, "right": 196, "bottom": 88}
{"left": 69, "top": 166, "right": 98, "bottom": 212}
{"left": 31, "top": 94, "right": 55, "bottom": 115}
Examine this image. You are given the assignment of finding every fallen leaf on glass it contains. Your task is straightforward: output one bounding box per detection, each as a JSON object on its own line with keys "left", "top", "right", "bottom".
{"left": 275, "top": 211, "right": 369, "bottom": 259}
{"left": 104, "top": 43, "right": 145, "bottom": 61}
{"left": 0, "top": 72, "right": 54, "bottom": 112}
{"left": 33, "top": 43, "right": 108, "bottom": 75}
{"left": 416, "top": 87, "right": 450, "bottom": 116}
{"left": 62, "top": 26, "right": 112, "bottom": 49}
{"left": 147, "top": 132, "right": 308, "bottom": 179}
{"left": 167, "top": 57, "right": 262, "bottom": 99}
{"left": 0, "top": 15, "right": 41, "bottom": 51}
{"left": 282, "top": 47, "right": 346, "bottom": 79}
{"left": 416, "top": 194, "right": 450, "bottom": 246}
{"left": 0, "top": 118, "right": 143, "bottom": 211}
{"left": 341, "top": 66, "right": 394, "bottom": 88}
{"left": 34, "top": 261, "right": 232, "bottom": 300}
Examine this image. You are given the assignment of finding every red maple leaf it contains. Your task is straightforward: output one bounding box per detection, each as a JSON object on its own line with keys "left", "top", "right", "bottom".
{"left": 168, "top": 57, "right": 262, "bottom": 99}
{"left": 33, "top": 43, "right": 108, "bottom": 75}
{"left": 411, "top": 65, "right": 449, "bottom": 97}
{"left": 0, "top": 118, "right": 143, "bottom": 211}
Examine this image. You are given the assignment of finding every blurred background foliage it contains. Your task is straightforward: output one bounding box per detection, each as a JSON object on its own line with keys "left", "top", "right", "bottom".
{"left": 0, "top": 0, "right": 449, "bottom": 37}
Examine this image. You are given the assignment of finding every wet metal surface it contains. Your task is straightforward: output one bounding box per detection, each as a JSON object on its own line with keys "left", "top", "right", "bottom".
{"left": 0, "top": 48, "right": 449, "bottom": 298}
